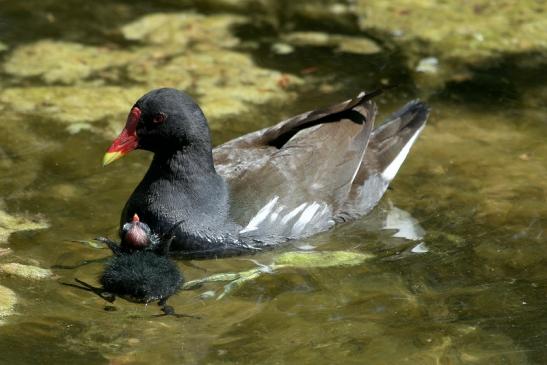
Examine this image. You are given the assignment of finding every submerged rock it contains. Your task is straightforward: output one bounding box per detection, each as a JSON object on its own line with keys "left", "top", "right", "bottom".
{"left": 0, "top": 263, "right": 53, "bottom": 280}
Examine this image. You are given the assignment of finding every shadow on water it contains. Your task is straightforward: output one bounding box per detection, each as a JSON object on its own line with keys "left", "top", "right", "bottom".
{"left": 434, "top": 50, "right": 547, "bottom": 108}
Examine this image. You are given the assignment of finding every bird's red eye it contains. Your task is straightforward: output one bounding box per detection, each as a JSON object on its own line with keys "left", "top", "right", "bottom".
{"left": 153, "top": 112, "right": 167, "bottom": 124}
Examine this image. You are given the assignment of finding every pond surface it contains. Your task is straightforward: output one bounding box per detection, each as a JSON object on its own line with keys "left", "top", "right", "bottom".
{"left": 0, "top": 1, "right": 545, "bottom": 364}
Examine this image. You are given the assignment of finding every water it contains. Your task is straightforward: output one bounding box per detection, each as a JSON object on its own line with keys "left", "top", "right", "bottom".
{"left": 0, "top": 1, "right": 545, "bottom": 364}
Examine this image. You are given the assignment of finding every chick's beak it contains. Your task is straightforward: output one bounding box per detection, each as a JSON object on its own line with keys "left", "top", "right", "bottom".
{"left": 103, "top": 107, "right": 141, "bottom": 166}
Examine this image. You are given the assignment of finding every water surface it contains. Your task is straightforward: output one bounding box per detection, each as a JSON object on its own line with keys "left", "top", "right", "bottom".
{"left": 0, "top": 1, "right": 545, "bottom": 364}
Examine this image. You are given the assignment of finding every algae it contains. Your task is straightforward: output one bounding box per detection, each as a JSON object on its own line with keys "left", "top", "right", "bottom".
{"left": 356, "top": 0, "right": 547, "bottom": 85}
{"left": 121, "top": 13, "right": 246, "bottom": 48}
{"left": 0, "top": 285, "right": 17, "bottom": 318}
{"left": 3, "top": 40, "right": 136, "bottom": 84}
{"left": 0, "top": 262, "right": 53, "bottom": 280}
{"left": 0, "top": 206, "right": 49, "bottom": 244}
{"left": 0, "top": 86, "right": 147, "bottom": 125}
{"left": 0, "top": 12, "right": 303, "bottom": 130}
{"left": 183, "top": 250, "right": 373, "bottom": 298}
{"left": 273, "top": 250, "right": 372, "bottom": 268}
{"left": 357, "top": 0, "right": 547, "bottom": 58}
{"left": 121, "top": 13, "right": 303, "bottom": 120}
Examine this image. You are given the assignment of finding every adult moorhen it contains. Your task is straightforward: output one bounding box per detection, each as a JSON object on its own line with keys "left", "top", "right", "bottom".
{"left": 103, "top": 88, "right": 429, "bottom": 258}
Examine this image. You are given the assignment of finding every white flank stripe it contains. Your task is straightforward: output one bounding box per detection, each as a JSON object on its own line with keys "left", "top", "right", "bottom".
{"left": 291, "top": 202, "right": 321, "bottom": 236}
{"left": 280, "top": 203, "right": 308, "bottom": 225}
{"left": 269, "top": 205, "right": 285, "bottom": 223}
{"left": 240, "top": 196, "right": 279, "bottom": 234}
{"left": 381, "top": 125, "right": 425, "bottom": 181}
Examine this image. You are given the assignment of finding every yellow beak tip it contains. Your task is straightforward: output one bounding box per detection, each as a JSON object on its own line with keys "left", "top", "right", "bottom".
{"left": 102, "top": 151, "right": 124, "bottom": 166}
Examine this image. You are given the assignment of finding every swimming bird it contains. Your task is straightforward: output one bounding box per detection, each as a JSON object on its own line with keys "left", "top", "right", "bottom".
{"left": 64, "top": 217, "right": 185, "bottom": 316}
{"left": 103, "top": 88, "right": 429, "bottom": 258}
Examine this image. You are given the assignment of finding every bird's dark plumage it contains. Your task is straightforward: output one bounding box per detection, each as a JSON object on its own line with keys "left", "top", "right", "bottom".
{"left": 100, "top": 249, "right": 182, "bottom": 304}
{"left": 64, "top": 219, "right": 185, "bottom": 316}
{"left": 104, "top": 88, "right": 429, "bottom": 258}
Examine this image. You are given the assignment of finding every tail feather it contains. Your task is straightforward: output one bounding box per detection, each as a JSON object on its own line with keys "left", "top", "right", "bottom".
{"left": 335, "top": 100, "right": 429, "bottom": 221}
{"left": 368, "top": 100, "right": 430, "bottom": 176}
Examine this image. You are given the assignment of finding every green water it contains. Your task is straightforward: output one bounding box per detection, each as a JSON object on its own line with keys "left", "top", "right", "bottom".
{"left": 0, "top": 1, "right": 545, "bottom": 364}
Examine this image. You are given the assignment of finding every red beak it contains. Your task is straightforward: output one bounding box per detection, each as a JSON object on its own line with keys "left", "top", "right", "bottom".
{"left": 102, "top": 107, "right": 141, "bottom": 166}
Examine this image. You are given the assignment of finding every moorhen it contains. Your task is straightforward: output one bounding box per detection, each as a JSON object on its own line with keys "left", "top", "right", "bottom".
{"left": 103, "top": 88, "right": 429, "bottom": 258}
{"left": 65, "top": 216, "right": 185, "bottom": 316}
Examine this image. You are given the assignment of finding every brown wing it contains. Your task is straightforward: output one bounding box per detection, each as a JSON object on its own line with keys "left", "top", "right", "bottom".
{"left": 213, "top": 91, "right": 378, "bottom": 237}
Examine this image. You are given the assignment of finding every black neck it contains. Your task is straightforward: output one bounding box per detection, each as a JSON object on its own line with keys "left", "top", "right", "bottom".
{"left": 147, "top": 143, "right": 217, "bottom": 182}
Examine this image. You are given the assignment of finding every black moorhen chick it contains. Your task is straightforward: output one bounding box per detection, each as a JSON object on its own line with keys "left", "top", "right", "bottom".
{"left": 99, "top": 213, "right": 159, "bottom": 254}
{"left": 103, "top": 88, "right": 429, "bottom": 258}
{"left": 65, "top": 216, "right": 185, "bottom": 316}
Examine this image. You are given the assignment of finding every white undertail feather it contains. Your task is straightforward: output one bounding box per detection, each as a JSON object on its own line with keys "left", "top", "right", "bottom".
{"left": 381, "top": 125, "right": 425, "bottom": 181}
{"left": 344, "top": 123, "right": 426, "bottom": 218}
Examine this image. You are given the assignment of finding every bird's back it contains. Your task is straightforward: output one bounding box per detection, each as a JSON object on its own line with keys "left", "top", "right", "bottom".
{"left": 214, "top": 91, "right": 429, "bottom": 240}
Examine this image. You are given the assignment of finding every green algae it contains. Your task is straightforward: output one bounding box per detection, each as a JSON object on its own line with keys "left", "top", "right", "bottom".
{"left": 357, "top": 0, "right": 547, "bottom": 59}
{"left": 0, "top": 12, "right": 303, "bottom": 131}
{"left": 0, "top": 285, "right": 17, "bottom": 318}
{"left": 121, "top": 13, "right": 246, "bottom": 48}
{"left": 183, "top": 250, "right": 374, "bottom": 299}
{"left": 0, "top": 206, "right": 49, "bottom": 244}
{"left": 356, "top": 0, "right": 547, "bottom": 87}
{"left": 3, "top": 40, "right": 136, "bottom": 85}
{"left": 0, "top": 262, "right": 53, "bottom": 280}
{"left": 121, "top": 13, "right": 303, "bottom": 120}
{"left": 273, "top": 250, "right": 373, "bottom": 268}
{"left": 0, "top": 86, "right": 147, "bottom": 125}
